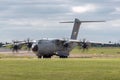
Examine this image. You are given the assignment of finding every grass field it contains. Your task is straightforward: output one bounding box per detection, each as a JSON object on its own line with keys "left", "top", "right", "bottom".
{"left": 0, "top": 58, "right": 120, "bottom": 80}
{"left": 0, "top": 47, "right": 120, "bottom": 80}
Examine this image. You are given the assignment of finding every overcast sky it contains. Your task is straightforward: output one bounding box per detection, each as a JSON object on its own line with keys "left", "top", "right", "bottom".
{"left": 0, "top": 0, "right": 120, "bottom": 43}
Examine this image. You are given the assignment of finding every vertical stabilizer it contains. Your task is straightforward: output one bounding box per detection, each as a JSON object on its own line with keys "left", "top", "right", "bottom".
{"left": 71, "top": 18, "right": 81, "bottom": 39}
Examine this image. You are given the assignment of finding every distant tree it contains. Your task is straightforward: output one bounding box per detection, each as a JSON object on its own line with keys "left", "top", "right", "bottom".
{"left": 0, "top": 42, "right": 4, "bottom": 47}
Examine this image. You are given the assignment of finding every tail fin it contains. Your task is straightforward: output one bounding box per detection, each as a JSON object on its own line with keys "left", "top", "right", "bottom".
{"left": 71, "top": 18, "right": 81, "bottom": 39}
{"left": 60, "top": 18, "right": 105, "bottom": 40}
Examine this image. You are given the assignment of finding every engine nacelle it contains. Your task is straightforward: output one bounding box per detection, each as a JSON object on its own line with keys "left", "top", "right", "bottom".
{"left": 32, "top": 44, "right": 38, "bottom": 52}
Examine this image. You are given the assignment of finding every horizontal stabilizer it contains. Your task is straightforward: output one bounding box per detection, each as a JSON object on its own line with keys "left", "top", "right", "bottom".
{"left": 60, "top": 20, "right": 105, "bottom": 23}
{"left": 80, "top": 21, "right": 105, "bottom": 23}
{"left": 60, "top": 21, "right": 74, "bottom": 23}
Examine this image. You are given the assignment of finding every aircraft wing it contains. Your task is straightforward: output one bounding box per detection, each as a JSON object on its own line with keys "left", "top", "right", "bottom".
{"left": 78, "top": 41, "right": 120, "bottom": 47}
{"left": 54, "top": 38, "right": 80, "bottom": 42}
{"left": 89, "top": 42, "right": 119, "bottom": 47}
{"left": 2, "top": 43, "right": 12, "bottom": 47}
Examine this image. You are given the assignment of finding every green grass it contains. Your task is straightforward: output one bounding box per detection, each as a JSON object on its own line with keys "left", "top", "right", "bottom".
{"left": 0, "top": 59, "right": 120, "bottom": 80}
{"left": 71, "top": 47, "right": 120, "bottom": 54}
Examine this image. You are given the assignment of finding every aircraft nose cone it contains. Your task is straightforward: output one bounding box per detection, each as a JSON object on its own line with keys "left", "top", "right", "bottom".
{"left": 32, "top": 45, "right": 38, "bottom": 52}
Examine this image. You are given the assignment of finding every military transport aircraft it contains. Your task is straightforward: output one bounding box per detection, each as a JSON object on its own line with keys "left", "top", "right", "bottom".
{"left": 31, "top": 18, "right": 105, "bottom": 58}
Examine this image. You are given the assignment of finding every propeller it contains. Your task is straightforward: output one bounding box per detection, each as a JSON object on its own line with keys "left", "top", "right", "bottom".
{"left": 63, "top": 42, "right": 69, "bottom": 48}
{"left": 78, "top": 39, "right": 90, "bottom": 51}
{"left": 25, "top": 38, "right": 33, "bottom": 51}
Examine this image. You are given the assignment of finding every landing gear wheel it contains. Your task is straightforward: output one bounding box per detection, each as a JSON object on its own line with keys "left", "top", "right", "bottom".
{"left": 43, "top": 55, "right": 52, "bottom": 58}
{"left": 36, "top": 54, "right": 42, "bottom": 58}
{"left": 59, "top": 56, "right": 68, "bottom": 58}
{"left": 37, "top": 56, "right": 42, "bottom": 58}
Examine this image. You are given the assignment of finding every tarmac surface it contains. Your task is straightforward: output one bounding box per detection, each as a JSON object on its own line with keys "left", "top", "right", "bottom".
{"left": 0, "top": 48, "right": 11, "bottom": 52}
{"left": 0, "top": 48, "right": 36, "bottom": 57}
{"left": 1, "top": 48, "right": 120, "bottom": 58}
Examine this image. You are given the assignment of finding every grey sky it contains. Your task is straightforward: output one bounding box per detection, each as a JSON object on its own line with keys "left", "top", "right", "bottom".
{"left": 0, "top": 0, "right": 120, "bottom": 43}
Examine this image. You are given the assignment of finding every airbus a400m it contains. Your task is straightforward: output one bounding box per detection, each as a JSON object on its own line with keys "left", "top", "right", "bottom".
{"left": 32, "top": 18, "right": 105, "bottom": 58}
